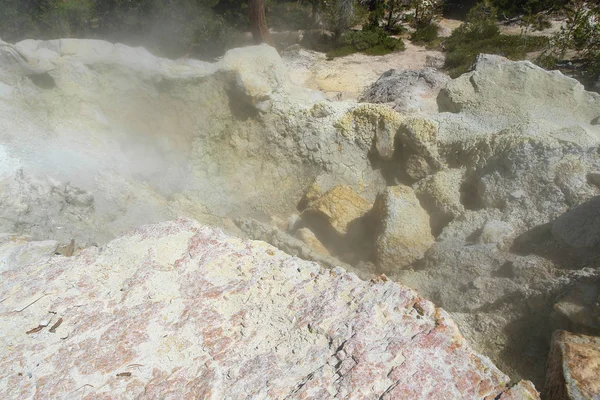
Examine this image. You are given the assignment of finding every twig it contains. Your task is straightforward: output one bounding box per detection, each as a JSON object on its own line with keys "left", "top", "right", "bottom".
{"left": 14, "top": 294, "right": 48, "bottom": 313}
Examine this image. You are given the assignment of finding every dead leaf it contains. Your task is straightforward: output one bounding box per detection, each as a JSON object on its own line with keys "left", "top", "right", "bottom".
{"left": 26, "top": 325, "right": 44, "bottom": 334}
{"left": 49, "top": 317, "right": 63, "bottom": 333}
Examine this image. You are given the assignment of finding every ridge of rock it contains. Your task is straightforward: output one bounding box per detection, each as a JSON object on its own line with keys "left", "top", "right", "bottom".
{"left": 0, "top": 218, "right": 536, "bottom": 398}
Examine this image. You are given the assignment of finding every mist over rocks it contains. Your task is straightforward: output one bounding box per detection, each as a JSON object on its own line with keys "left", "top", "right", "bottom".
{"left": 1, "top": 37, "right": 600, "bottom": 395}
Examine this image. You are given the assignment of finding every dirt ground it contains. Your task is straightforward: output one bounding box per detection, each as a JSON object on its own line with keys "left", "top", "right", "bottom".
{"left": 281, "top": 17, "right": 564, "bottom": 101}
{"left": 282, "top": 42, "right": 444, "bottom": 101}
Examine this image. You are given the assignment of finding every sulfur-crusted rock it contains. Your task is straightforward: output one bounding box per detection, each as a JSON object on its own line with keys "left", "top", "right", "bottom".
{"left": 219, "top": 44, "right": 290, "bottom": 107}
{"left": 545, "top": 331, "right": 600, "bottom": 400}
{"left": 477, "top": 220, "right": 515, "bottom": 248}
{"left": 414, "top": 168, "right": 465, "bottom": 234}
{"left": 374, "top": 185, "right": 434, "bottom": 272}
{"left": 295, "top": 227, "right": 331, "bottom": 257}
{"left": 0, "top": 39, "right": 386, "bottom": 244}
{"left": 397, "top": 117, "right": 444, "bottom": 180}
{"left": 336, "top": 103, "right": 403, "bottom": 157}
{"left": 438, "top": 58, "right": 600, "bottom": 131}
{"left": 302, "top": 185, "right": 372, "bottom": 237}
{"left": 0, "top": 218, "right": 537, "bottom": 399}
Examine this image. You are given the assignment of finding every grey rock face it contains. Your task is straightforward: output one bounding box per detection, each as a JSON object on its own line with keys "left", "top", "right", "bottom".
{"left": 360, "top": 67, "right": 451, "bottom": 114}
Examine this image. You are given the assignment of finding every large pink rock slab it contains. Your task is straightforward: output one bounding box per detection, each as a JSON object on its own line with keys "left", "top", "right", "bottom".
{"left": 0, "top": 218, "right": 536, "bottom": 398}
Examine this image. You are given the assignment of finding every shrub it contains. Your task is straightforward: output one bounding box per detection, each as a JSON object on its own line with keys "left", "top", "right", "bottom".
{"left": 363, "top": 37, "right": 405, "bottom": 55}
{"left": 443, "top": 1, "right": 548, "bottom": 77}
{"left": 410, "top": 23, "right": 439, "bottom": 44}
{"left": 326, "top": 27, "right": 405, "bottom": 58}
{"left": 536, "top": 1, "right": 600, "bottom": 82}
{"left": 342, "top": 28, "right": 387, "bottom": 50}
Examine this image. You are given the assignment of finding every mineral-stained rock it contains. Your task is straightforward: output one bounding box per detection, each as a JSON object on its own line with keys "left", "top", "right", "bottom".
{"left": 0, "top": 218, "right": 537, "bottom": 398}
{"left": 397, "top": 117, "right": 444, "bottom": 180}
{"left": 0, "top": 40, "right": 386, "bottom": 246}
{"left": 545, "top": 331, "right": 600, "bottom": 400}
{"left": 0, "top": 235, "right": 58, "bottom": 273}
{"left": 360, "top": 67, "right": 451, "bottom": 115}
{"left": 295, "top": 227, "right": 331, "bottom": 256}
{"left": 374, "top": 185, "right": 435, "bottom": 272}
{"left": 302, "top": 185, "right": 372, "bottom": 237}
{"left": 496, "top": 380, "right": 540, "bottom": 399}
{"left": 414, "top": 168, "right": 465, "bottom": 234}
{"left": 336, "top": 103, "right": 403, "bottom": 157}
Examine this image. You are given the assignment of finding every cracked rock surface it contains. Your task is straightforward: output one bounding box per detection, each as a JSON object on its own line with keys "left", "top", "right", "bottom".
{"left": 0, "top": 219, "right": 536, "bottom": 399}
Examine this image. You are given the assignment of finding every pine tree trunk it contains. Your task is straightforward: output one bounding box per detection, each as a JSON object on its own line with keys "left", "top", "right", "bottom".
{"left": 248, "top": 0, "right": 274, "bottom": 46}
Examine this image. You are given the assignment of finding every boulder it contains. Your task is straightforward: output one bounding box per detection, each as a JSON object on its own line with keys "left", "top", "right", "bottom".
{"left": 397, "top": 117, "right": 444, "bottom": 180}
{"left": 360, "top": 67, "right": 451, "bottom": 115}
{"left": 335, "top": 103, "right": 403, "bottom": 157}
{"left": 0, "top": 219, "right": 538, "bottom": 398}
{"left": 413, "top": 168, "right": 465, "bottom": 234}
{"left": 373, "top": 185, "right": 434, "bottom": 272}
{"left": 545, "top": 331, "right": 600, "bottom": 400}
{"left": 471, "top": 54, "right": 511, "bottom": 71}
{"left": 302, "top": 185, "right": 372, "bottom": 238}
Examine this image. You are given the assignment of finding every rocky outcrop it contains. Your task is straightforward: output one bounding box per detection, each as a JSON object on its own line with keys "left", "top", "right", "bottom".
{"left": 545, "top": 331, "right": 600, "bottom": 400}
{"left": 2, "top": 38, "right": 600, "bottom": 392}
{"left": 0, "top": 39, "right": 386, "bottom": 245}
{"left": 414, "top": 168, "right": 465, "bottom": 235}
{"left": 373, "top": 185, "right": 435, "bottom": 272}
{"left": 0, "top": 219, "right": 536, "bottom": 398}
{"left": 360, "top": 67, "right": 451, "bottom": 115}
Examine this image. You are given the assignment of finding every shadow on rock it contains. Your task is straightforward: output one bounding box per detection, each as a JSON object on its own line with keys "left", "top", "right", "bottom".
{"left": 512, "top": 196, "right": 600, "bottom": 270}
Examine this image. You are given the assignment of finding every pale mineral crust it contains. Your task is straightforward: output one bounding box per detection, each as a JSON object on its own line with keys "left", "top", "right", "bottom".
{"left": 0, "top": 219, "right": 535, "bottom": 399}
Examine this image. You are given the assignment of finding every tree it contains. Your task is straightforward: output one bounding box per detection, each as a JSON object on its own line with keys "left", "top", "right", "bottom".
{"left": 320, "top": 0, "right": 366, "bottom": 39}
{"left": 248, "top": 0, "right": 274, "bottom": 45}
{"left": 538, "top": 0, "right": 600, "bottom": 79}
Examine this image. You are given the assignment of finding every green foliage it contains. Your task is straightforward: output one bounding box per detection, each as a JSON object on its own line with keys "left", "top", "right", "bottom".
{"left": 363, "top": 37, "right": 405, "bottom": 54}
{"left": 269, "top": 2, "right": 317, "bottom": 31}
{"left": 0, "top": 0, "right": 242, "bottom": 60}
{"left": 300, "top": 30, "right": 338, "bottom": 52}
{"left": 536, "top": 1, "right": 600, "bottom": 80}
{"left": 491, "top": 0, "right": 568, "bottom": 17}
{"left": 326, "top": 45, "right": 359, "bottom": 58}
{"left": 326, "top": 27, "right": 405, "bottom": 58}
{"left": 319, "top": 0, "right": 367, "bottom": 38}
{"left": 342, "top": 27, "right": 386, "bottom": 50}
{"left": 444, "top": 1, "right": 548, "bottom": 77}
{"left": 410, "top": 23, "right": 439, "bottom": 44}
{"left": 412, "top": 0, "right": 445, "bottom": 28}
